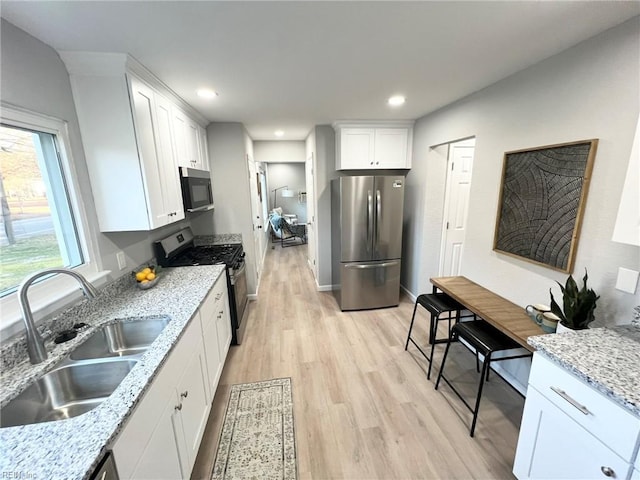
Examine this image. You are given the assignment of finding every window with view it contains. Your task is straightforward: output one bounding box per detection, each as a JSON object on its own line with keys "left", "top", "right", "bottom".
{"left": 0, "top": 123, "right": 83, "bottom": 296}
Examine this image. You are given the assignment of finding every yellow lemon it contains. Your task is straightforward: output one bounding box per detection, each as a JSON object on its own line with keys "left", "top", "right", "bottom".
{"left": 146, "top": 272, "right": 156, "bottom": 281}
{"left": 135, "top": 271, "right": 147, "bottom": 282}
{"left": 140, "top": 279, "right": 149, "bottom": 284}
{"left": 142, "top": 267, "right": 152, "bottom": 275}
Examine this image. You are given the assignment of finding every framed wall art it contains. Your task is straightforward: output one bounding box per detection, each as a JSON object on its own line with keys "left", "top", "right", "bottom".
{"left": 493, "top": 139, "right": 598, "bottom": 273}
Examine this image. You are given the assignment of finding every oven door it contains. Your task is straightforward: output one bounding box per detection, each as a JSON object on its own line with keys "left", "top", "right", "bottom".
{"left": 230, "top": 261, "right": 248, "bottom": 344}
{"left": 180, "top": 167, "right": 213, "bottom": 212}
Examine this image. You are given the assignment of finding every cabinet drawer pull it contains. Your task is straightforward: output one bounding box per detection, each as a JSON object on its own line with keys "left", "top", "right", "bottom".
{"left": 600, "top": 466, "right": 615, "bottom": 477}
{"left": 180, "top": 391, "right": 188, "bottom": 399}
{"left": 175, "top": 403, "right": 182, "bottom": 411}
{"left": 550, "top": 386, "right": 592, "bottom": 415}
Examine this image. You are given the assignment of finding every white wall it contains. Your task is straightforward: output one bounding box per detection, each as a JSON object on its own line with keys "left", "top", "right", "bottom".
{"left": 266, "top": 163, "right": 307, "bottom": 222}
{"left": 254, "top": 141, "right": 306, "bottom": 163}
{"left": 404, "top": 18, "right": 640, "bottom": 326}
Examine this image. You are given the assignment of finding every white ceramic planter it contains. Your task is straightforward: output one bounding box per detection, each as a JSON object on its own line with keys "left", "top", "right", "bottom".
{"left": 555, "top": 322, "right": 573, "bottom": 334}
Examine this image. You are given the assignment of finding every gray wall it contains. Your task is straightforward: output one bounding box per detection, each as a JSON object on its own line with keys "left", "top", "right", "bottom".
{"left": 266, "top": 163, "right": 307, "bottom": 222}
{"left": 308, "top": 125, "right": 336, "bottom": 289}
{"left": 254, "top": 141, "right": 305, "bottom": 163}
{"left": 403, "top": 18, "right": 640, "bottom": 324}
{"left": 0, "top": 19, "right": 191, "bottom": 281}
{"left": 191, "top": 122, "right": 258, "bottom": 295}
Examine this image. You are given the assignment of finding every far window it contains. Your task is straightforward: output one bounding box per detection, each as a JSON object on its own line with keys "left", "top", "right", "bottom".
{"left": 0, "top": 123, "right": 83, "bottom": 296}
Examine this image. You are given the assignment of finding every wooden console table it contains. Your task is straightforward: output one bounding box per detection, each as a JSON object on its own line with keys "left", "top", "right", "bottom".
{"left": 430, "top": 276, "right": 545, "bottom": 352}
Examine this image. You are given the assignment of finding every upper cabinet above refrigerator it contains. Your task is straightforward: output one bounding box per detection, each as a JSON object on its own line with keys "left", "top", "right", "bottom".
{"left": 334, "top": 121, "right": 414, "bottom": 170}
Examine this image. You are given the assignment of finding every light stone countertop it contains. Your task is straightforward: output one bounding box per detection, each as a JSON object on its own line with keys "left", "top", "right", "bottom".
{"left": 195, "top": 233, "right": 242, "bottom": 245}
{"left": 0, "top": 264, "right": 226, "bottom": 480}
{"left": 528, "top": 324, "right": 640, "bottom": 417}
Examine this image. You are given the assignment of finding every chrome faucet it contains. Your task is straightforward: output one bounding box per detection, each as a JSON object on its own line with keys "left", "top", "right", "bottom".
{"left": 18, "top": 268, "right": 99, "bottom": 364}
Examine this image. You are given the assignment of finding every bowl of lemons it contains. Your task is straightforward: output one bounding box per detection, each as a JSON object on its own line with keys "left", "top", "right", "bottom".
{"left": 134, "top": 265, "right": 159, "bottom": 290}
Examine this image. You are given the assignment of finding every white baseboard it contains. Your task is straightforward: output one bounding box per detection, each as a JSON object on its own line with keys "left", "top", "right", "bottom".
{"left": 400, "top": 284, "right": 416, "bottom": 303}
{"left": 317, "top": 284, "right": 334, "bottom": 292}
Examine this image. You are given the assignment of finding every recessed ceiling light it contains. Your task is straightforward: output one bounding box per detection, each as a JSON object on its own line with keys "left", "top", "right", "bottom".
{"left": 197, "top": 88, "right": 218, "bottom": 99}
{"left": 274, "top": 130, "right": 285, "bottom": 137}
{"left": 388, "top": 95, "right": 406, "bottom": 106}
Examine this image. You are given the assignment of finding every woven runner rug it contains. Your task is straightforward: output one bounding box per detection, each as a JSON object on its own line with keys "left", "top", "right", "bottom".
{"left": 212, "top": 378, "right": 297, "bottom": 480}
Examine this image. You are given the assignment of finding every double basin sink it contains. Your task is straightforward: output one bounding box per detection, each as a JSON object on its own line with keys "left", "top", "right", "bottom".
{"left": 1, "top": 316, "right": 170, "bottom": 428}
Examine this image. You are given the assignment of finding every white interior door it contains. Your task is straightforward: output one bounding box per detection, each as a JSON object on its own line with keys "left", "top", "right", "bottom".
{"left": 439, "top": 139, "right": 475, "bottom": 276}
{"left": 305, "top": 153, "right": 317, "bottom": 280}
{"left": 247, "top": 155, "right": 265, "bottom": 279}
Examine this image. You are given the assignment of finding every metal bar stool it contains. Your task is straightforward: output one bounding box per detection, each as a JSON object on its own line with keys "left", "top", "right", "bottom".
{"left": 404, "top": 292, "right": 463, "bottom": 380}
{"left": 434, "top": 320, "right": 532, "bottom": 437}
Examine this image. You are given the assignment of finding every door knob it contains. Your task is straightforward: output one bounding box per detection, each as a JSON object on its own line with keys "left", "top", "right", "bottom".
{"left": 600, "top": 467, "right": 615, "bottom": 477}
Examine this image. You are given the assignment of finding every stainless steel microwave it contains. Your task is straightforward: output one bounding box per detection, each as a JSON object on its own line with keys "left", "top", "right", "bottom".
{"left": 179, "top": 167, "right": 214, "bottom": 212}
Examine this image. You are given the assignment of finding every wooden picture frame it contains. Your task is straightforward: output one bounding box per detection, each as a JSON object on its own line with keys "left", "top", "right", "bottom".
{"left": 493, "top": 139, "right": 598, "bottom": 273}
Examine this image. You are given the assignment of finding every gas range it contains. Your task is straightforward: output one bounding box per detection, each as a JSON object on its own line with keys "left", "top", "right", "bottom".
{"left": 159, "top": 243, "right": 244, "bottom": 269}
{"left": 154, "top": 229, "right": 244, "bottom": 269}
{"left": 154, "top": 228, "right": 247, "bottom": 345}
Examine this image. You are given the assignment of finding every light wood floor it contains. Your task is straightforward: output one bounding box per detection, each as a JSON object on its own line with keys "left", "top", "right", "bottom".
{"left": 191, "top": 244, "right": 523, "bottom": 480}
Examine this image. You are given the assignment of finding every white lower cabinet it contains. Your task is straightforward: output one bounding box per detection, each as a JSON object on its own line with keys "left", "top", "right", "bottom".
{"left": 514, "top": 387, "right": 631, "bottom": 480}
{"left": 172, "top": 344, "right": 210, "bottom": 477}
{"left": 199, "top": 274, "right": 231, "bottom": 401}
{"left": 112, "top": 277, "right": 232, "bottom": 479}
{"left": 514, "top": 353, "right": 640, "bottom": 480}
{"left": 125, "top": 396, "right": 182, "bottom": 479}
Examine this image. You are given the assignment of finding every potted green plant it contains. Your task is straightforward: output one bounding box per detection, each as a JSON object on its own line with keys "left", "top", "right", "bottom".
{"left": 549, "top": 270, "right": 599, "bottom": 331}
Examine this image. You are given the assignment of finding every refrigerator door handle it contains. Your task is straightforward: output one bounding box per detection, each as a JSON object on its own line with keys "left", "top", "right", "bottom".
{"left": 376, "top": 189, "right": 382, "bottom": 250}
{"left": 367, "top": 190, "right": 373, "bottom": 252}
{"left": 345, "top": 261, "right": 399, "bottom": 269}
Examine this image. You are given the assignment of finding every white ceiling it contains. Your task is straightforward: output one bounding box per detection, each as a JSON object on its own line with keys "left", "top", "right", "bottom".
{"left": 2, "top": 1, "right": 639, "bottom": 140}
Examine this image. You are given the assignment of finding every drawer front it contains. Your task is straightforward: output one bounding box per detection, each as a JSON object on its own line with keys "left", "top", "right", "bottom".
{"left": 529, "top": 353, "right": 640, "bottom": 461}
{"left": 340, "top": 261, "right": 400, "bottom": 310}
{"left": 199, "top": 275, "right": 226, "bottom": 327}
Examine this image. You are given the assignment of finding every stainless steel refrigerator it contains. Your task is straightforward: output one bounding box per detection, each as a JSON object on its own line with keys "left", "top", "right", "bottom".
{"left": 331, "top": 175, "right": 405, "bottom": 310}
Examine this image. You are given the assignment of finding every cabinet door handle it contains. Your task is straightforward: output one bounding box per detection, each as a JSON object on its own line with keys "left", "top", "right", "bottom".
{"left": 550, "top": 386, "right": 592, "bottom": 415}
{"left": 600, "top": 466, "right": 615, "bottom": 477}
{"left": 175, "top": 403, "right": 182, "bottom": 411}
{"left": 180, "top": 391, "right": 188, "bottom": 399}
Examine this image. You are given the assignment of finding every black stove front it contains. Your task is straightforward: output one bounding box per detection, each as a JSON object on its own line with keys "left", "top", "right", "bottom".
{"left": 154, "top": 230, "right": 246, "bottom": 345}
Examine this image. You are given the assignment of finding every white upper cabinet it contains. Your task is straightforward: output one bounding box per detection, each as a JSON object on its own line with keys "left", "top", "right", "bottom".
{"left": 334, "top": 121, "right": 413, "bottom": 170}
{"left": 154, "top": 94, "right": 185, "bottom": 224}
{"left": 172, "top": 108, "right": 209, "bottom": 171}
{"left": 59, "top": 52, "right": 207, "bottom": 231}
{"left": 197, "top": 125, "right": 209, "bottom": 171}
